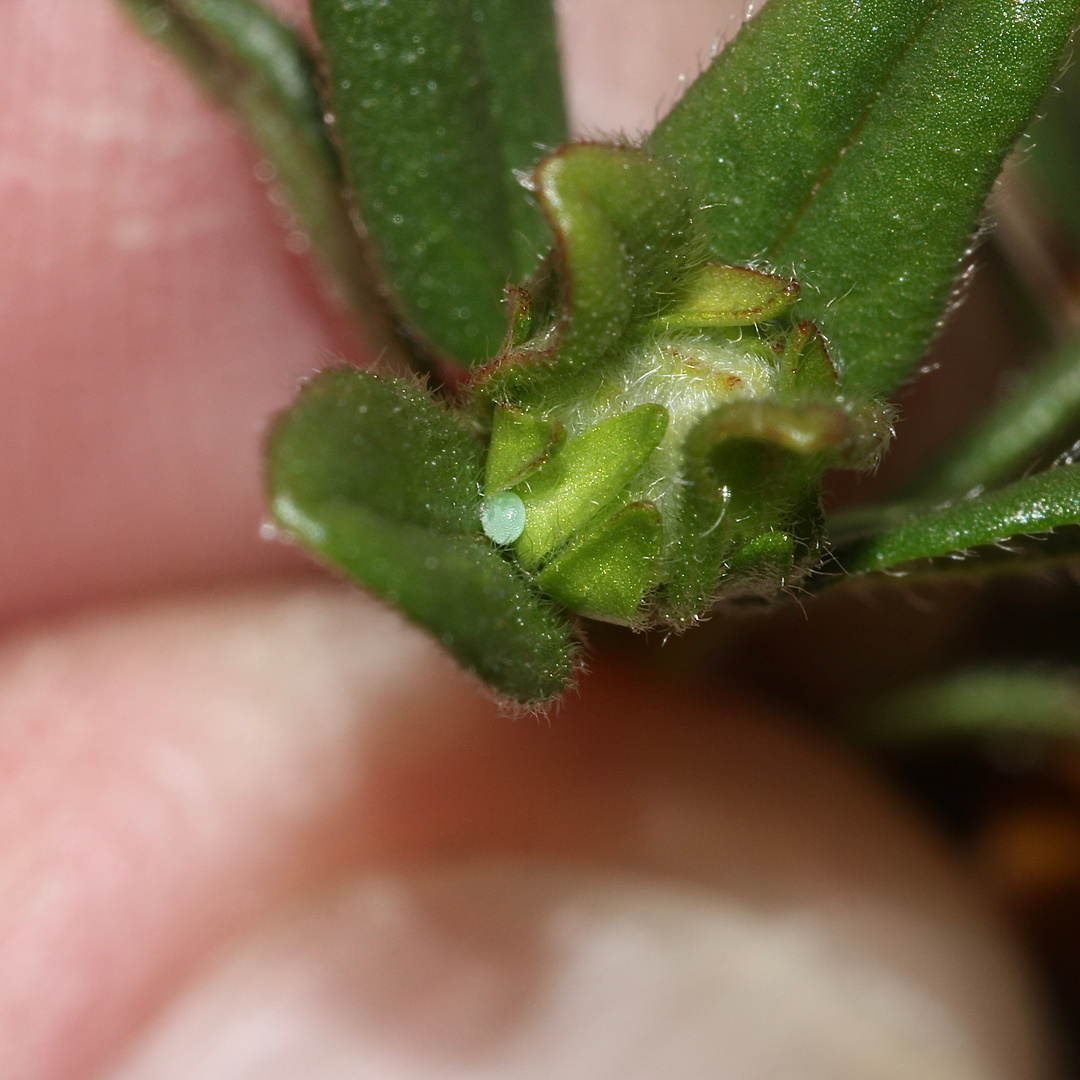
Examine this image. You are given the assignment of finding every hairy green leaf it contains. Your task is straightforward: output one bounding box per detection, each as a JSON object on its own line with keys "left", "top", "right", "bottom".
{"left": 475, "top": 144, "right": 704, "bottom": 408}
{"left": 469, "top": 0, "right": 570, "bottom": 276}
{"left": 311, "top": 0, "right": 567, "bottom": 366}
{"left": 650, "top": 0, "right": 1078, "bottom": 398}
{"left": 266, "top": 369, "right": 576, "bottom": 703}
{"left": 268, "top": 368, "right": 482, "bottom": 532}
{"left": 277, "top": 500, "right": 576, "bottom": 703}
{"left": 535, "top": 145, "right": 702, "bottom": 352}
{"left": 838, "top": 462, "right": 1080, "bottom": 573}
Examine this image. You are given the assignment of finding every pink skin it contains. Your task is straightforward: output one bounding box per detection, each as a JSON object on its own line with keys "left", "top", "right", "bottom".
{"left": 0, "top": 2, "right": 1056, "bottom": 1078}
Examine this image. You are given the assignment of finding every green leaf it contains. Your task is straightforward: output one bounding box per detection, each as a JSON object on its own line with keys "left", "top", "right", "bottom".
{"left": 268, "top": 368, "right": 482, "bottom": 533}
{"left": 266, "top": 369, "right": 576, "bottom": 703}
{"left": 665, "top": 400, "right": 846, "bottom": 614}
{"left": 848, "top": 668, "right": 1080, "bottom": 746}
{"left": 536, "top": 145, "right": 703, "bottom": 353}
{"left": 649, "top": 0, "right": 1078, "bottom": 398}
{"left": 468, "top": 0, "right": 570, "bottom": 275}
{"left": 116, "top": 0, "right": 409, "bottom": 368}
{"left": 277, "top": 501, "right": 576, "bottom": 704}
{"left": 513, "top": 403, "right": 669, "bottom": 568}
{"left": 311, "top": 0, "right": 568, "bottom": 366}
{"left": 649, "top": 265, "right": 799, "bottom": 331}
{"left": 535, "top": 501, "right": 663, "bottom": 623}
{"left": 475, "top": 143, "right": 704, "bottom": 407}
{"left": 838, "top": 462, "right": 1080, "bottom": 573}
{"left": 118, "top": 0, "right": 327, "bottom": 149}
{"left": 909, "top": 335, "right": 1080, "bottom": 502}
{"left": 483, "top": 405, "right": 563, "bottom": 493}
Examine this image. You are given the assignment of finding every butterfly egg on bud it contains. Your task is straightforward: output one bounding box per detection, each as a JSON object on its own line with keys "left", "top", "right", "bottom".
{"left": 481, "top": 490, "right": 527, "bottom": 544}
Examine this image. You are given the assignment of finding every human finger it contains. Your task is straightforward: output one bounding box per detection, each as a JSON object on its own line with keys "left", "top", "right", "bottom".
{"left": 0, "top": 583, "right": 1052, "bottom": 1079}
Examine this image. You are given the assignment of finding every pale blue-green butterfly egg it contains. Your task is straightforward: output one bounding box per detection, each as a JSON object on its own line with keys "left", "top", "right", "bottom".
{"left": 481, "top": 491, "right": 526, "bottom": 545}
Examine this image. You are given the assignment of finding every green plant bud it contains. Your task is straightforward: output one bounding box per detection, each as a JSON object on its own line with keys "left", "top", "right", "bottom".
{"left": 512, "top": 403, "right": 669, "bottom": 569}
{"left": 262, "top": 138, "right": 893, "bottom": 698}
{"left": 465, "top": 142, "right": 893, "bottom": 630}
{"left": 565, "top": 332, "right": 781, "bottom": 529}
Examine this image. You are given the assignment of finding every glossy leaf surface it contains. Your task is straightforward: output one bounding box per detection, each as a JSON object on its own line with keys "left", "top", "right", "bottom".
{"left": 650, "top": 0, "right": 1078, "bottom": 397}
{"left": 266, "top": 370, "right": 575, "bottom": 703}
{"left": 311, "top": 0, "right": 567, "bottom": 366}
